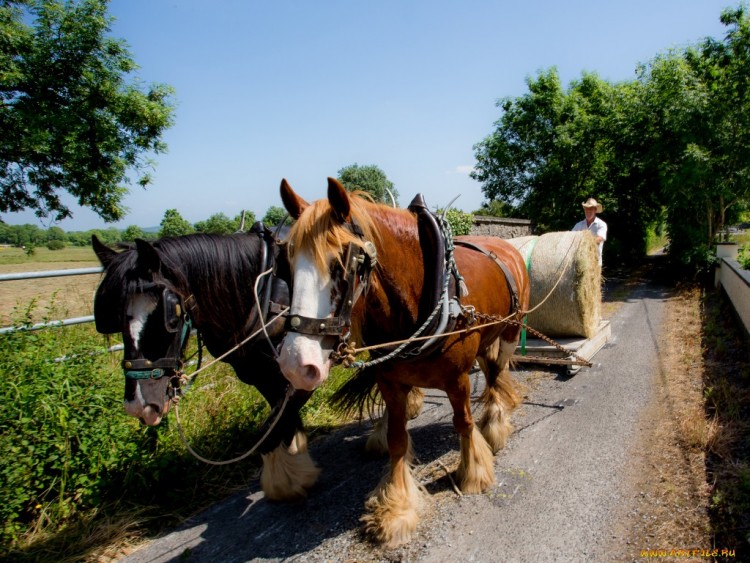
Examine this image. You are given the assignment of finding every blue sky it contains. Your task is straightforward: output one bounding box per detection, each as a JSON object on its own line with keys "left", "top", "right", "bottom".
{"left": 5, "top": 0, "right": 734, "bottom": 231}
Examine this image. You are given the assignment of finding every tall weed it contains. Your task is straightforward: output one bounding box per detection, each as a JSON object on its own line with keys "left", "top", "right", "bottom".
{"left": 0, "top": 315, "right": 149, "bottom": 549}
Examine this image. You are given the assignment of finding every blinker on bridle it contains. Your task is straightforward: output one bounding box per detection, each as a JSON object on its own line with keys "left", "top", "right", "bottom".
{"left": 122, "top": 287, "right": 194, "bottom": 381}
{"left": 285, "top": 220, "right": 377, "bottom": 342}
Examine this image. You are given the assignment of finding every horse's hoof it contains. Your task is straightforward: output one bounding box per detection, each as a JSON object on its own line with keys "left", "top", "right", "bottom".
{"left": 261, "top": 445, "right": 320, "bottom": 501}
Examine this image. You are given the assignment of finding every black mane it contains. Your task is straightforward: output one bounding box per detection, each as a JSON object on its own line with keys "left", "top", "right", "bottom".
{"left": 95, "top": 232, "right": 268, "bottom": 349}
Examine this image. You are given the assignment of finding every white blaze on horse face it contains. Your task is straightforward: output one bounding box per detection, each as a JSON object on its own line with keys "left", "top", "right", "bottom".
{"left": 278, "top": 250, "right": 335, "bottom": 391}
{"left": 123, "top": 294, "right": 166, "bottom": 424}
{"left": 127, "top": 293, "right": 156, "bottom": 350}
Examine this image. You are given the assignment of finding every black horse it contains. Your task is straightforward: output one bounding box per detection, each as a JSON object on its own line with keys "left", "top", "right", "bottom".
{"left": 92, "top": 224, "right": 319, "bottom": 500}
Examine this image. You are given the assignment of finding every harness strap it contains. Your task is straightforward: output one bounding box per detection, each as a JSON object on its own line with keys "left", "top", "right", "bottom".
{"left": 287, "top": 314, "right": 347, "bottom": 335}
{"left": 453, "top": 240, "right": 521, "bottom": 316}
{"left": 519, "top": 237, "right": 538, "bottom": 356}
{"left": 123, "top": 357, "right": 182, "bottom": 370}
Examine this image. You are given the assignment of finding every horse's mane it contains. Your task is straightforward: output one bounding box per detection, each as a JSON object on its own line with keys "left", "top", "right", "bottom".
{"left": 287, "top": 191, "right": 414, "bottom": 275}
{"left": 96, "top": 233, "right": 265, "bottom": 331}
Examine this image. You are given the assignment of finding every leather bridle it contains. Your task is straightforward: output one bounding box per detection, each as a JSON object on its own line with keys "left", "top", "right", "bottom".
{"left": 121, "top": 286, "right": 196, "bottom": 383}
{"left": 285, "top": 221, "right": 377, "bottom": 349}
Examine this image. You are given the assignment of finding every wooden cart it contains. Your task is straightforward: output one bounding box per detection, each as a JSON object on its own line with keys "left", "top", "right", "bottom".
{"left": 513, "top": 320, "right": 611, "bottom": 376}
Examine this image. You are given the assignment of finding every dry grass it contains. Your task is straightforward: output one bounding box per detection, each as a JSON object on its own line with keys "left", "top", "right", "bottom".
{"left": 614, "top": 285, "right": 713, "bottom": 557}
{"left": 609, "top": 269, "right": 750, "bottom": 559}
{"left": 17, "top": 504, "right": 149, "bottom": 563}
{"left": 0, "top": 247, "right": 101, "bottom": 326}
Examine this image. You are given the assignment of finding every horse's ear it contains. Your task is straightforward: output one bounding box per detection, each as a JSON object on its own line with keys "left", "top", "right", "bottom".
{"left": 92, "top": 234, "right": 117, "bottom": 267}
{"left": 327, "top": 177, "right": 351, "bottom": 223}
{"left": 280, "top": 178, "right": 309, "bottom": 219}
{"left": 134, "top": 238, "right": 162, "bottom": 274}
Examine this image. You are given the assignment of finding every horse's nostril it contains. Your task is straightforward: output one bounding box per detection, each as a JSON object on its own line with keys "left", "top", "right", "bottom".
{"left": 297, "top": 364, "right": 322, "bottom": 391}
{"left": 139, "top": 404, "right": 163, "bottom": 426}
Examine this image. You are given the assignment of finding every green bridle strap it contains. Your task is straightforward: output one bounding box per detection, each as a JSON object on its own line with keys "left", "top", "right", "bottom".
{"left": 519, "top": 238, "right": 538, "bottom": 356}
{"left": 123, "top": 317, "right": 193, "bottom": 381}
{"left": 125, "top": 368, "right": 167, "bottom": 380}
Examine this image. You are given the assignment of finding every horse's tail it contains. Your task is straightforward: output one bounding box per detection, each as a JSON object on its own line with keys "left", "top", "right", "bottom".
{"left": 330, "top": 367, "right": 381, "bottom": 421}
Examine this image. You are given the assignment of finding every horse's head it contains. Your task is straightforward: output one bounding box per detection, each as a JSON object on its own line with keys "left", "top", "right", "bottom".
{"left": 276, "top": 178, "right": 378, "bottom": 391}
{"left": 92, "top": 235, "right": 191, "bottom": 426}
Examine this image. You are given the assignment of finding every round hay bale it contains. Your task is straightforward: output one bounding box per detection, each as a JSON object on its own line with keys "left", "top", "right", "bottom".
{"left": 508, "top": 231, "right": 601, "bottom": 338}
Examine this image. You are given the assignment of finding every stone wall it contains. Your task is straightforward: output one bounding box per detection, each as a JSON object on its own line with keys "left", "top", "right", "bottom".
{"left": 469, "top": 215, "right": 534, "bottom": 239}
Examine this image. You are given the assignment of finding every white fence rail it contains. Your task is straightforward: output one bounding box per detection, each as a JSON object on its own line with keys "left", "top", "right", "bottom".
{"left": 0, "top": 266, "right": 103, "bottom": 335}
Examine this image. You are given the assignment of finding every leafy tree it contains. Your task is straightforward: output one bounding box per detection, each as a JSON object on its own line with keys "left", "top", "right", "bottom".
{"left": 474, "top": 199, "right": 517, "bottom": 218}
{"left": 473, "top": 68, "right": 664, "bottom": 263}
{"left": 194, "top": 212, "right": 236, "bottom": 235}
{"left": 0, "top": 222, "right": 11, "bottom": 244}
{"left": 474, "top": 69, "right": 622, "bottom": 231}
{"left": 88, "top": 227, "right": 119, "bottom": 245}
{"left": 121, "top": 225, "right": 144, "bottom": 242}
{"left": 67, "top": 230, "right": 94, "bottom": 246}
{"left": 337, "top": 164, "right": 399, "bottom": 206}
{"left": 261, "top": 205, "right": 290, "bottom": 227}
{"left": 47, "top": 225, "right": 65, "bottom": 242}
{"left": 0, "top": 0, "right": 175, "bottom": 223}
{"left": 6, "top": 223, "right": 45, "bottom": 247}
{"left": 231, "top": 210, "right": 256, "bottom": 231}
{"left": 159, "top": 209, "right": 194, "bottom": 238}
{"left": 632, "top": 6, "right": 750, "bottom": 268}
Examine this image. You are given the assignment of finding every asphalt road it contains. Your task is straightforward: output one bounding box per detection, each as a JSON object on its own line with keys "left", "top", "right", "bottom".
{"left": 122, "top": 278, "right": 669, "bottom": 562}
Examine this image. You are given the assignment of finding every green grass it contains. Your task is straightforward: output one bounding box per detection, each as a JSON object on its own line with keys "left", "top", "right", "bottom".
{"left": 0, "top": 246, "right": 98, "bottom": 266}
{"left": 0, "top": 296, "right": 354, "bottom": 561}
{"left": 732, "top": 231, "right": 750, "bottom": 269}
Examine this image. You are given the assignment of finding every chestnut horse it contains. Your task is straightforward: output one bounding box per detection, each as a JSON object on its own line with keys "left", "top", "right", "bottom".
{"left": 277, "top": 178, "right": 530, "bottom": 547}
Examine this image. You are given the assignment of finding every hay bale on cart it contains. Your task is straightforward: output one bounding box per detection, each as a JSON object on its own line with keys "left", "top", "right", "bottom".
{"left": 508, "top": 231, "right": 601, "bottom": 338}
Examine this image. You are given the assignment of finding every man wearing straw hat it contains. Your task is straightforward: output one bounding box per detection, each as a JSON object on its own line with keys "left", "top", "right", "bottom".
{"left": 572, "top": 198, "right": 607, "bottom": 266}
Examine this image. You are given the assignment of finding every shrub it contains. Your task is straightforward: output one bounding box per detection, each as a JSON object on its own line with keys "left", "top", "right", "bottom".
{"left": 443, "top": 209, "right": 474, "bottom": 236}
{"left": 738, "top": 245, "right": 750, "bottom": 270}
{"left": 0, "top": 318, "right": 149, "bottom": 549}
{"left": 46, "top": 240, "right": 65, "bottom": 251}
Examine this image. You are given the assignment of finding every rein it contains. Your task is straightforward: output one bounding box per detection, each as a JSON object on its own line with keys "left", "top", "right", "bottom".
{"left": 173, "top": 384, "right": 295, "bottom": 466}
{"left": 331, "top": 233, "right": 592, "bottom": 369}
{"left": 171, "top": 270, "right": 292, "bottom": 466}
{"left": 175, "top": 269, "right": 289, "bottom": 386}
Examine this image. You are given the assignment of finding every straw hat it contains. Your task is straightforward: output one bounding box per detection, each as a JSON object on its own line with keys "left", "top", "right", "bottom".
{"left": 581, "top": 198, "right": 602, "bottom": 213}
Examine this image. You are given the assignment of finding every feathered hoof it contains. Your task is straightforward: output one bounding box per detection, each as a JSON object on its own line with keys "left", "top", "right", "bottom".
{"left": 405, "top": 387, "right": 425, "bottom": 420}
{"left": 361, "top": 470, "right": 422, "bottom": 548}
{"left": 479, "top": 404, "right": 512, "bottom": 454}
{"left": 365, "top": 418, "right": 389, "bottom": 456}
{"left": 261, "top": 441, "right": 320, "bottom": 501}
{"left": 457, "top": 426, "right": 496, "bottom": 494}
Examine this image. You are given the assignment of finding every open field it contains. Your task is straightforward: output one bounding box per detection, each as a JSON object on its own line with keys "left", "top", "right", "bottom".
{"left": 0, "top": 247, "right": 101, "bottom": 326}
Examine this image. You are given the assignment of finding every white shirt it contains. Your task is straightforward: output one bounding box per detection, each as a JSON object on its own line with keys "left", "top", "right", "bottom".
{"left": 572, "top": 216, "right": 607, "bottom": 265}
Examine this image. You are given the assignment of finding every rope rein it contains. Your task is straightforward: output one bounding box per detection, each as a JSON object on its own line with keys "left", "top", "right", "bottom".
{"left": 173, "top": 267, "right": 292, "bottom": 466}
{"left": 174, "top": 385, "right": 295, "bottom": 466}
{"left": 332, "top": 234, "right": 589, "bottom": 369}
{"left": 178, "top": 269, "right": 285, "bottom": 386}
